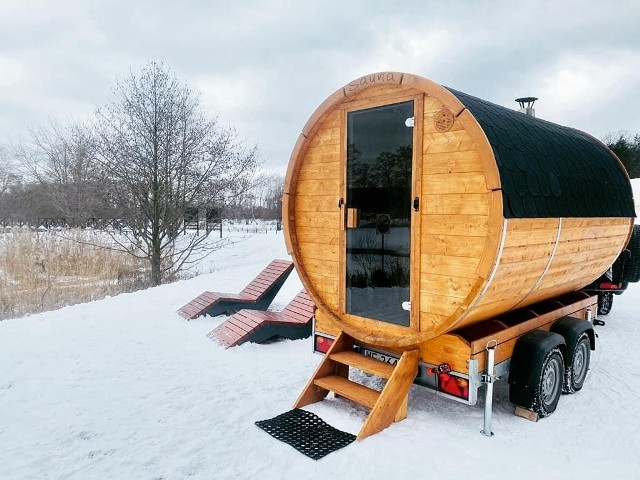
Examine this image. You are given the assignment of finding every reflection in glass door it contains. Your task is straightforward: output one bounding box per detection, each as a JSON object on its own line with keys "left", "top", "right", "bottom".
{"left": 346, "top": 101, "right": 413, "bottom": 326}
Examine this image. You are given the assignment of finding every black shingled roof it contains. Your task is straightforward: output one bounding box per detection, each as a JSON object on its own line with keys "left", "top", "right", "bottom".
{"left": 445, "top": 87, "right": 635, "bottom": 219}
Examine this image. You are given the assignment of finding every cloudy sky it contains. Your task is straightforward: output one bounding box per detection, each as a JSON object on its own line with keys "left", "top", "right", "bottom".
{"left": 1, "top": 0, "right": 639, "bottom": 173}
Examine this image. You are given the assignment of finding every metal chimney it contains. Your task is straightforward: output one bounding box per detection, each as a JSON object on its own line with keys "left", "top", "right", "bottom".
{"left": 515, "top": 96, "right": 538, "bottom": 117}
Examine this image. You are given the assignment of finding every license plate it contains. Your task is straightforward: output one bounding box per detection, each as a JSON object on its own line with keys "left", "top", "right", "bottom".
{"left": 359, "top": 348, "right": 399, "bottom": 366}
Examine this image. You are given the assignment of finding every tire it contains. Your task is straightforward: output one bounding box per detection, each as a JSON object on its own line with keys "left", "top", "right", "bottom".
{"left": 533, "top": 347, "right": 564, "bottom": 417}
{"left": 563, "top": 332, "right": 591, "bottom": 394}
{"left": 597, "top": 292, "right": 613, "bottom": 315}
{"left": 623, "top": 225, "right": 640, "bottom": 283}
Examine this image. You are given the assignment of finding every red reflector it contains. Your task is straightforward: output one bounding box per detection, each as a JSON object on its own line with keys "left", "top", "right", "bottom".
{"left": 315, "top": 335, "right": 334, "bottom": 354}
{"left": 599, "top": 282, "right": 620, "bottom": 290}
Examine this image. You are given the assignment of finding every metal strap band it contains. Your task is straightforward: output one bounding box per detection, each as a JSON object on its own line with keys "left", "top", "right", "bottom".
{"left": 510, "top": 217, "right": 563, "bottom": 311}
{"left": 454, "top": 218, "right": 508, "bottom": 327}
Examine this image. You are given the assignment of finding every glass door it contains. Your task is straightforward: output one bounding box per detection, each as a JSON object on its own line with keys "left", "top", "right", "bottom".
{"left": 345, "top": 100, "right": 414, "bottom": 326}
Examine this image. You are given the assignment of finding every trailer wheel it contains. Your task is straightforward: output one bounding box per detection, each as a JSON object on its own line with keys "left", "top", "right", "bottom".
{"left": 564, "top": 332, "right": 591, "bottom": 394}
{"left": 623, "top": 225, "right": 640, "bottom": 283}
{"left": 597, "top": 292, "right": 613, "bottom": 315}
{"left": 533, "top": 347, "right": 564, "bottom": 417}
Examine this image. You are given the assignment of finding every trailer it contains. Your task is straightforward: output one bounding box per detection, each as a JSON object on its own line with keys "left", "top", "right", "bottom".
{"left": 282, "top": 72, "right": 639, "bottom": 439}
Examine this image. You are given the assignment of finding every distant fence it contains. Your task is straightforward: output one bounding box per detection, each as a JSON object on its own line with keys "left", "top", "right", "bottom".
{"left": 224, "top": 221, "right": 282, "bottom": 235}
{"left": 184, "top": 221, "right": 223, "bottom": 238}
{"left": 0, "top": 218, "right": 131, "bottom": 232}
{"left": 1, "top": 218, "right": 283, "bottom": 237}
{"left": 185, "top": 221, "right": 282, "bottom": 237}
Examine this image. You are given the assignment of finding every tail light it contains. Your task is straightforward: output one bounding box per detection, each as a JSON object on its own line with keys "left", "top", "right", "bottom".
{"left": 426, "top": 363, "right": 469, "bottom": 400}
{"left": 314, "top": 335, "right": 334, "bottom": 354}
{"left": 438, "top": 373, "right": 469, "bottom": 399}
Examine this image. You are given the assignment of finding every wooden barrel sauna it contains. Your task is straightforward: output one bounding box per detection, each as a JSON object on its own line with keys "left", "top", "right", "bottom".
{"left": 283, "top": 72, "right": 635, "bottom": 348}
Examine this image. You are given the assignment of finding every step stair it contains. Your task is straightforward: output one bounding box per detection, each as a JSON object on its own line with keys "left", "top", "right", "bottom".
{"left": 313, "top": 375, "right": 379, "bottom": 409}
{"left": 294, "top": 331, "right": 419, "bottom": 440}
{"left": 329, "top": 351, "right": 395, "bottom": 379}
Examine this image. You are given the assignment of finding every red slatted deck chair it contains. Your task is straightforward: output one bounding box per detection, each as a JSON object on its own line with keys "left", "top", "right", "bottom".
{"left": 207, "top": 290, "right": 315, "bottom": 348}
{"left": 177, "top": 259, "right": 294, "bottom": 320}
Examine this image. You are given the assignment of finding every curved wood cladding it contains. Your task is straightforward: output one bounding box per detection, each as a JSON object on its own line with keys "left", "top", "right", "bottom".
{"left": 284, "top": 108, "right": 343, "bottom": 315}
{"left": 463, "top": 217, "right": 633, "bottom": 325}
{"left": 284, "top": 71, "right": 634, "bottom": 347}
{"left": 417, "top": 97, "right": 502, "bottom": 340}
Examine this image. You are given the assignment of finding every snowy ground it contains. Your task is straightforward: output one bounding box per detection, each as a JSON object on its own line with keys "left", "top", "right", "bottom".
{"left": 1, "top": 230, "right": 640, "bottom": 480}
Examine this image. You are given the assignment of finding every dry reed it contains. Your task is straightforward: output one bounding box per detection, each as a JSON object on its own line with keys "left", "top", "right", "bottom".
{"left": 0, "top": 228, "right": 149, "bottom": 320}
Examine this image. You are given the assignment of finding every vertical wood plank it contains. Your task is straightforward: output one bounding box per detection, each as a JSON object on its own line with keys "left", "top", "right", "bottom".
{"left": 410, "top": 94, "right": 424, "bottom": 331}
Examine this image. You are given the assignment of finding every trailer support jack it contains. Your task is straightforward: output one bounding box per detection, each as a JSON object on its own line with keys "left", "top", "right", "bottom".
{"left": 481, "top": 341, "right": 497, "bottom": 437}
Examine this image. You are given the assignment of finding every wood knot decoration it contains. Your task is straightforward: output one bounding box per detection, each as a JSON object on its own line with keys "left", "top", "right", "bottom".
{"left": 435, "top": 108, "right": 454, "bottom": 132}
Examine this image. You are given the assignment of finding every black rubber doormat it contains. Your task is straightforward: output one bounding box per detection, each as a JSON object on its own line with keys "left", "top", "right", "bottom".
{"left": 255, "top": 408, "right": 356, "bottom": 460}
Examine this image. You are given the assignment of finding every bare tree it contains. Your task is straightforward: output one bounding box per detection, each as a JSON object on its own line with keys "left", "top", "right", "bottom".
{"left": 95, "top": 62, "right": 258, "bottom": 286}
{"left": 263, "top": 173, "right": 284, "bottom": 214}
{"left": 12, "top": 121, "right": 109, "bottom": 223}
{"left": 0, "top": 146, "right": 24, "bottom": 222}
{"left": 0, "top": 146, "right": 17, "bottom": 195}
{"left": 249, "top": 172, "right": 284, "bottom": 219}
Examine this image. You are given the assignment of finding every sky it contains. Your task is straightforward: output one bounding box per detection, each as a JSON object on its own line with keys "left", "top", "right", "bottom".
{"left": 1, "top": 0, "right": 639, "bottom": 173}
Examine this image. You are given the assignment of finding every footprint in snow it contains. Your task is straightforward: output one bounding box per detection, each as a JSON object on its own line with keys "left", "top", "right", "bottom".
{"left": 78, "top": 431, "right": 98, "bottom": 440}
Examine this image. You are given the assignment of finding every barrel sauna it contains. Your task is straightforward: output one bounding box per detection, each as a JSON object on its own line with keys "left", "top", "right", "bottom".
{"left": 283, "top": 72, "right": 635, "bottom": 349}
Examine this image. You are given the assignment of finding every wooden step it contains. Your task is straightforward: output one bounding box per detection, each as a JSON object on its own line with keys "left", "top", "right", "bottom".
{"left": 294, "top": 332, "right": 419, "bottom": 440}
{"left": 314, "top": 375, "right": 380, "bottom": 409}
{"left": 329, "top": 351, "right": 395, "bottom": 379}
{"left": 357, "top": 349, "right": 418, "bottom": 439}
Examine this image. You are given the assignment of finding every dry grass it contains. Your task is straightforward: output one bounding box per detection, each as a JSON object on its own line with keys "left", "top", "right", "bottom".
{"left": 0, "top": 229, "right": 149, "bottom": 320}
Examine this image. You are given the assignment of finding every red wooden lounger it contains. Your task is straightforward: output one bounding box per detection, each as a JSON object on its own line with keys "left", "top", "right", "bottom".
{"left": 177, "top": 259, "right": 294, "bottom": 320}
{"left": 208, "top": 290, "right": 315, "bottom": 348}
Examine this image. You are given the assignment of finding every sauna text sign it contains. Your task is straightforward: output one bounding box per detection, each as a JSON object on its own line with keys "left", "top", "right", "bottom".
{"left": 346, "top": 72, "right": 401, "bottom": 93}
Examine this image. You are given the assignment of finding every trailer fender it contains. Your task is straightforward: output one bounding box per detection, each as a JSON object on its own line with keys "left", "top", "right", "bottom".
{"left": 508, "top": 330, "right": 566, "bottom": 410}
{"left": 551, "top": 317, "right": 595, "bottom": 354}
{"left": 551, "top": 316, "right": 595, "bottom": 393}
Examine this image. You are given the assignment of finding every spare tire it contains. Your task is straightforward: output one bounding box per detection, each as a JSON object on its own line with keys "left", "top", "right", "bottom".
{"left": 623, "top": 225, "right": 640, "bottom": 283}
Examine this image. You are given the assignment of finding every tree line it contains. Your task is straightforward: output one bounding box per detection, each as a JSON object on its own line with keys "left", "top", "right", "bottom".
{"left": 0, "top": 62, "right": 283, "bottom": 286}
{"left": 605, "top": 133, "right": 640, "bottom": 179}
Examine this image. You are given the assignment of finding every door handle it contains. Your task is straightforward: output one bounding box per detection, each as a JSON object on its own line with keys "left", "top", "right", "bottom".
{"left": 347, "top": 208, "right": 360, "bottom": 228}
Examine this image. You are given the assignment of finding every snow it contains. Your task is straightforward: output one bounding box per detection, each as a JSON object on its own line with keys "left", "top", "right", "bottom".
{"left": 2, "top": 230, "right": 640, "bottom": 480}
